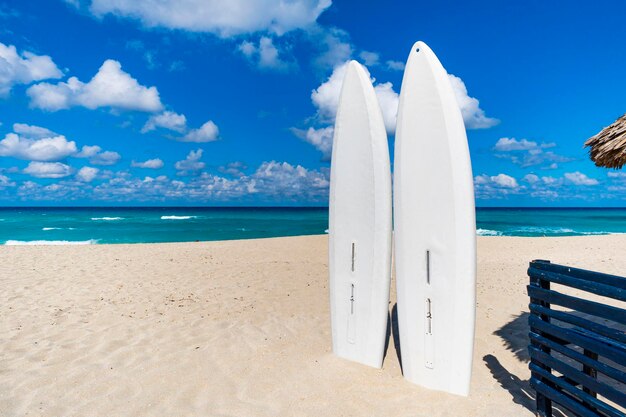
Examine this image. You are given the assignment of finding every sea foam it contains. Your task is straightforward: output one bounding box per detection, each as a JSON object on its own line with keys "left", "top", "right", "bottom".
{"left": 476, "top": 228, "right": 501, "bottom": 236}
{"left": 4, "top": 239, "right": 99, "bottom": 246}
{"left": 91, "top": 217, "right": 124, "bottom": 221}
{"left": 161, "top": 215, "right": 196, "bottom": 220}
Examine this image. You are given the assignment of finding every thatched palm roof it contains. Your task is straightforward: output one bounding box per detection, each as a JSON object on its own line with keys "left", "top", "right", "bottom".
{"left": 585, "top": 113, "right": 626, "bottom": 169}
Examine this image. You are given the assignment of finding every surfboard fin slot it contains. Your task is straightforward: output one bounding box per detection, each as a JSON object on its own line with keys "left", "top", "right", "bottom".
{"left": 425, "top": 298, "right": 432, "bottom": 334}
{"left": 351, "top": 242, "right": 356, "bottom": 272}
{"left": 347, "top": 283, "right": 356, "bottom": 344}
{"left": 426, "top": 250, "right": 430, "bottom": 284}
{"left": 425, "top": 298, "right": 434, "bottom": 369}
{"left": 350, "top": 283, "right": 355, "bottom": 314}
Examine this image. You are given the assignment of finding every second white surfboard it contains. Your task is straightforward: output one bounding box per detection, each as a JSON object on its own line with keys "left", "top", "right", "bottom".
{"left": 394, "top": 41, "right": 477, "bottom": 395}
{"left": 329, "top": 61, "right": 392, "bottom": 368}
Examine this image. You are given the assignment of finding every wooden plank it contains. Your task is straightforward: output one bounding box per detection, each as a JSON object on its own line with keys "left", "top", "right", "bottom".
{"left": 527, "top": 286, "right": 626, "bottom": 326}
{"left": 572, "top": 327, "right": 626, "bottom": 354}
{"left": 529, "top": 331, "right": 626, "bottom": 385}
{"left": 528, "top": 267, "right": 626, "bottom": 302}
{"left": 530, "top": 260, "right": 626, "bottom": 290}
{"left": 529, "top": 346, "right": 626, "bottom": 407}
{"left": 531, "top": 378, "right": 611, "bottom": 417}
{"left": 528, "top": 265, "right": 553, "bottom": 416}
{"left": 583, "top": 349, "right": 599, "bottom": 399}
{"left": 529, "top": 316, "right": 626, "bottom": 365}
{"left": 530, "top": 363, "right": 624, "bottom": 417}
{"left": 529, "top": 303, "right": 626, "bottom": 344}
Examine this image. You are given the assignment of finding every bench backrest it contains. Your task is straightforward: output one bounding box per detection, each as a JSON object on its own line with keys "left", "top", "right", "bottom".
{"left": 527, "top": 259, "right": 626, "bottom": 417}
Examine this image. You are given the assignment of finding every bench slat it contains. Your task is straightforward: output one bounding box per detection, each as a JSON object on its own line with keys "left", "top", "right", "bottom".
{"left": 527, "top": 286, "right": 626, "bottom": 326}
{"left": 528, "top": 267, "right": 626, "bottom": 302}
{"left": 529, "top": 331, "right": 626, "bottom": 385}
{"left": 530, "top": 363, "right": 624, "bottom": 417}
{"left": 530, "top": 378, "right": 615, "bottom": 417}
{"left": 529, "top": 303, "right": 626, "bottom": 344}
{"left": 530, "top": 260, "right": 626, "bottom": 290}
{"left": 529, "top": 315, "right": 626, "bottom": 365}
{"left": 529, "top": 346, "right": 626, "bottom": 406}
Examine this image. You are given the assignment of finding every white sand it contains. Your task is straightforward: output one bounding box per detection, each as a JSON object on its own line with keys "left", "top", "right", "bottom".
{"left": 1, "top": 235, "right": 625, "bottom": 416}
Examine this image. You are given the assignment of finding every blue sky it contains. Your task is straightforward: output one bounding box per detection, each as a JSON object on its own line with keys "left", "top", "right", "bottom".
{"left": 0, "top": 0, "right": 625, "bottom": 206}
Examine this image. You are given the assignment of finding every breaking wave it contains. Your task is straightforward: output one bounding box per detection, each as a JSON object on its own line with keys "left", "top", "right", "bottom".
{"left": 4, "top": 239, "right": 99, "bottom": 246}
{"left": 476, "top": 228, "right": 501, "bottom": 236}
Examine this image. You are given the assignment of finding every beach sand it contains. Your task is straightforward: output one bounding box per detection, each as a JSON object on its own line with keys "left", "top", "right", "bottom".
{"left": 1, "top": 235, "right": 624, "bottom": 417}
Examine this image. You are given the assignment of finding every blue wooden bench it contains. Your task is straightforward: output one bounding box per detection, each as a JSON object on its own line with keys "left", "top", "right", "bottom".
{"left": 527, "top": 259, "right": 626, "bottom": 417}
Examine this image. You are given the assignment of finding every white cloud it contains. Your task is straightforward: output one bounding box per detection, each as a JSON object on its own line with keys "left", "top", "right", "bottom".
{"left": 491, "top": 173, "right": 518, "bottom": 188}
{"left": 523, "top": 173, "right": 540, "bottom": 184}
{"left": 131, "top": 158, "right": 164, "bottom": 169}
{"left": 63, "top": 0, "right": 80, "bottom": 8}
{"left": 310, "top": 61, "right": 347, "bottom": 122}
{"left": 89, "top": 0, "right": 332, "bottom": 37}
{"left": 179, "top": 120, "right": 219, "bottom": 142}
{"left": 474, "top": 173, "right": 521, "bottom": 199}
{"left": 74, "top": 145, "right": 121, "bottom": 165}
{"left": 0, "top": 174, "right": 15, "bottom": 188}
{"left": 0, "top": 131, "right": 77, "bottom": 161}
{"left": 310, "top": 61, "right": 398, "bottom": 133}
{"left": 386, "top": 60, "right": 405, "bottom": 71}
{"left": 258, "top": 37, "right": 289, "bottom": 70}
{"left": 494, "top": 137, "right": 571, "bottom": 168}
{"left": 12, "top": 123, "right": 56, "bottom": 139}
{"left": 175, "top": 149, "right": 205, "bottom": 173}
{"left": 312, "top": 27, "right": 353, "bottom": 70}
{"left": 358, "top": 51, "right": 379, "bottom": 66}
{"left": 142, "top": 111, "right": 187, "bottom": 133}
{"left": 374, "top": 82, "right": 399, "bottom": 134}
{"left": 75, "top": 145, "right": 101, "bottom": 158}
{"left": 447, "top": 74, "right": 499, "bottom": 129}
{"left": 564, "top": 171, "right": 599, "bottom": 186}
{"left": 249, "top": 160, "right": 329, "bottom": 198}
{"left": 76, "top": 166, "right": 99, "bottom": 182}
{"left": 494, "top": 137, "right": 555, "bottom": 152}
{"left": 291, "top": 126, "right": 334, "bottom": 160}
{"left": 607, "top": 172, "right": 626, "bottom": 179}
{"left": 11, "top": 159, "right": 331, "bottom": 204}
{"left": 23, "top": 161, "right": 72, "bottom": 178}
{"left": 239, "top": 37, "right": 293, "bottom": 71}
{"left": 141, "top": 112, "right": 220, "bottom": 143}
{"left": 542, "top": 176, "right": 558, "bottom": 185}
{"left": 89, "top": 150, "right": 121, "bottom": 166}
{"left": 218, "top": 161, "right": 247, "bottom": 177}
{"left": 27, "top": 59, "right": 163, "bottom": 112}
{"left": 0, "top": 42, "right": 62, "bottom": 96}
{"left": 530, "top": 190, "right": 559, "bottom": 199}
{"left": 239, "top": 41, "right": 256, "bottom": 57}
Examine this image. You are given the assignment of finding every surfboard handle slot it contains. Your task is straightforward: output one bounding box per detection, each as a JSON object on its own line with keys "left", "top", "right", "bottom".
{"left": 426, "top": 250, "right": 430, "bottom": 284}
{"left": 426, "top": 298, "right": 432, "bottom": 334}
{"left": 351, "top": 242, "right": 355, "bottom": 272}
{"left": 350, "top": 284, "right": 355, "bottom": 314}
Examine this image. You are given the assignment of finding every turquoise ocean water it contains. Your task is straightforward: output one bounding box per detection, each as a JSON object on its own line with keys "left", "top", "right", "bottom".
{"left": 0, "top": 207, "right": 625, "bottom": 245}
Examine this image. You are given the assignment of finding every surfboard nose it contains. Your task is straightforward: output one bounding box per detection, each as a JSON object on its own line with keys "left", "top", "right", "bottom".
{"left": 412, "top": 41, "right": 430, "bottom": 54}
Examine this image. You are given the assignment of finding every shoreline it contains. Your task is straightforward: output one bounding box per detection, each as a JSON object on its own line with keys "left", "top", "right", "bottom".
{"left": 4, "top": 231, "right": 626, "bottom": 247}
{"left": 2, "top": 235, "right": 624, "bottom": 416}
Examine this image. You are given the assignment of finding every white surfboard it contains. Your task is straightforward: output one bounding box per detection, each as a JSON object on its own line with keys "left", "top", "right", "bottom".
{"left": 329, "top": 60, "right": 392, "bottom": 368}
{"left": 394, "top": 41, "right": 477, "bottom": 395}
